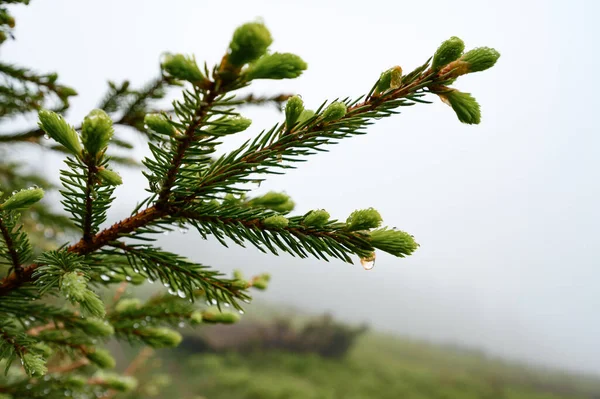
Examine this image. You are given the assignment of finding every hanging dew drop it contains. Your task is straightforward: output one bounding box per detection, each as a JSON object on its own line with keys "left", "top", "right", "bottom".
{"left": 178, "top": 322, "right": 185, "bottom": 328}
{"left": 100, "top": 274, "right": 110, "bottom": 281}
{"left": 360, "top": 252, "right": 376, "bottom": 271}
{"left": 125, "top": 276, "right": 132, "bottom": 281}
{"left": 177, "top": 289, "right": 186, "bottom": 298}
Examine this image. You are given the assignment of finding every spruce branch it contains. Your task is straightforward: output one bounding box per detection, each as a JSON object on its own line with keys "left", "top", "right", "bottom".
{"left": 0, "top": 216, "right": 21, "bottom": 278}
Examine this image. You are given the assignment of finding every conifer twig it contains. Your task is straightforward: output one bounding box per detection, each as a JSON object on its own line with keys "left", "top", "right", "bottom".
{"left": 0, "top": 215, "right": 22, "bottom": 278}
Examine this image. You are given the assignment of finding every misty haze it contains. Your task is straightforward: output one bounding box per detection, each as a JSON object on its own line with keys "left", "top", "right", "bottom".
{"left": 3, "top": 0, "right": 599, "bottom": 387}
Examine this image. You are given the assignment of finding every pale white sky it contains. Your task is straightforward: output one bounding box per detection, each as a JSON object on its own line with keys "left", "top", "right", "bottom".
{"left": 4, "top": 0, "right": 600, "bottom": 374}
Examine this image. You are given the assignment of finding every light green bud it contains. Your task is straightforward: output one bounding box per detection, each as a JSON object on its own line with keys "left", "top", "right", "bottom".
{"left": 202, "top": 307, "right": 241, "bottom": 324}
{"left": 115, "top": 298, "right": 142, "bottom": 313}
{"left": 376, "top": 66, "right": 403, "bottom": 93}
{"left": 432, "top": 37, "right": 465, "bottom": 71}
{"left": 189, "top": 311, "right": 203, "bottom": 325}
{"left": 440, "top": 89, "right": 481, "bottom": 125}
{"left": 137, "top": 327, "right": 182, "bottom": 348}
{"left": 86, "top": 348, "right": 116, "bottom": 369}
{"left": 60, "top": 272, "right": 105, "bottom": 317}
{"left": 161, "top": 53, "right": 205, "bottom": 84}
{"left": 0, "top": 188, "right": 44, "bottom": 211}
{"left": 285, "top": 95, "right": 304, "bottom": 129}
{"left": 460, "top": 47, "right": 501, "bottom": 73}
{"left": 33, "top": 343, "right": 53, "bottom": 358}
{"left": 78, "top": 318, "right": 114, "bottom": 337}
{"left": 321, "top": 102, "right": 347, "bottom": 122}
{"left": 144, "top": 113, "right": 176, "bottom": 136}
{"left": 297, "top": 109, "right": 315, "bottom": 124}
{"left": 262, "top": 215, "right": 289, "bottom": 229}
{"left": 207, "top": 116, "right": 252, "bottom": 135}
{"left": 246, "top": 52, "right": 307, "bottom": 80}
{"left": 38, "top": 110, "right": 82, "bottom": 157}
{"left": 346, "top": 208, "right": 382, "bottom": 231}
{"left": 228, "top": 22, "right": 273, "bottom": 67}
{"left": 252, "top": 278, "right": 268, "bottom": 290}
{"left": 22, "top": 353, "right": 47, "bottom": 377}
{"left": 370, "top": 228, "right": 419, "bottom": 257}
{"left": 60, "top": 272, "right": 88, "bottom": 300}
{"left": 81, "top": 109, "right": 114, "bottom": 156}
{"left": 303, "top": 209, "right": 330, "bottom": 227}
{"left": 65, "top": 375, "right": 87, "bottom": 389}
{"left": 100, "top": 373, "right": 138, "bottom": 392}
{"left": 249, "top": 192, "right": 295, "bottom": 213}
{"left": 97, "top": 168, "right": 123, "bottom": 186}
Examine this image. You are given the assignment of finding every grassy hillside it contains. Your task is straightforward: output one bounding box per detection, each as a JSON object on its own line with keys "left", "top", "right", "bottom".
{"left": 144, "top": 330, "right": 600, "bottom": 399}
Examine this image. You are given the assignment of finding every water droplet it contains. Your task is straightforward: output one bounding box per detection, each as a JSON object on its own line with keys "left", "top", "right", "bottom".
{"left": 211, "top": 299, "right": 217, "bottom": 305}
{"left": 360, "top": 253, "right": 376, "bottom": 270}
{"left": 125, "top": 276, "right": 132, "bottom": 281}
{"left": 100, "top": 274, "right": 110, "bottom": 281}
{"left": 223, "top": 303, "right": 230, "bottom": 307}
{"left": 177, "top": 290, "right": 186, "bottom": 298}
{"left": 238, "top": 309, "right": 245, "bottom": 314}
{"left": 163, "top": 282, "right": 170, "bottom": 288}
{"left": 147, "top": 278, "right": 155, "bottom": 284}
{"left": 178, "top": 321, "right": 185, "bottom": 328}
{"left": 163, "top": 231, "right": 170, "bottom": 236}
{"left": 168, "top": 288, "right": 176, "bottom": 296}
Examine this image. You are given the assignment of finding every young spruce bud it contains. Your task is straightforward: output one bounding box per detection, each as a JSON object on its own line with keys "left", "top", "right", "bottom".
{"left": 86, "top": 348, "right": 116, "bottom": 369}
{"left": 161, "top": 53, "right": 206, "bottom": 84}
{"left": 460, "top": 47, "right": 501, "bottom": 73}
{"left": 376, "top": 66, "right": 403, "bottom": 93}
{"left": 228, "top": 22, "right": 273, "bottom": 67}
{"left": 144, "top": 113, "right": 176, "bottom": 136}
{"left": 189, "top": 311, "right": 204, "bottom": 325}
{"left": 321, "top": 102, "right": 347, "bottom": 122}
{"left": 370, "top": 228, "right": 419, "bottom": 257}
{"left": 202, "top": 307, "right": 241, "bottom": 324}
{"left": 114, "top": 298, "right": 142, "bottom": 313}
{"left": 208, "top": 116, "right": 252, "bottom": 135}
{"left": 262, "top": 215, "right": 289, "bottom": 229}
{"left": 22, "top": 353, "right": 47, "bottom": 377}
{"left": 439, "top": 89, "right": 481, "bottom": 125}
{"left": 297, "top": 109, "right": 315, "bottom": 124}
{"left": 246, "top": 52, "right": 307, "bottom": 80}
{"left": 0, "top": 187, "right": 44, "bottom": 211}
{"left": 136, "top": 327, "right": 182, "bottom": 348}
{"left": 249, "top": 192, "right": 295, "bottom": 213}
{"left": 303, "top": 209, "right": 330, "bottom": 227}
{"left": 97, "top": 373, "right": 138, "bottom": 392}
{"left": 78, "top": 318, "right": 114, "bottom": 337}
{"left": 432, "top": 36, "right": 465, "bottom": 71}
{"left": 97, "top": 168, "right": 123, "bottom": 186}
{"left": 346, "top": 208, "right": 383, "bottom": 231}
{"left": 81, "top": 109, "right": 114, "bottom": 156}
{"left": 285, "top": 95, "right": 304, "bottom": 129}
{"left": 38, "top": 110, "right": 82, "bottom": 157}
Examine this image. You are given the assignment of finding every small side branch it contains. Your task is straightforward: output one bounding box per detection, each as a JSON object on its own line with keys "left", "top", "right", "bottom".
{"left": 0, "top": 216, "right": 22, "bottom": 278}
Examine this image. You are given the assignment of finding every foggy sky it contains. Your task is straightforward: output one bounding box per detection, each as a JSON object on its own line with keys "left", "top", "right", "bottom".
{"left": 3, "top": 0, "right": 600, "bottom": 374}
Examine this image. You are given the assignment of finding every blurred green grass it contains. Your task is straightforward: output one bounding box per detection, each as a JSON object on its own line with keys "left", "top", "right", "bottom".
{"left": 148, "top": 324, "right": 600, "bottom": 399}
